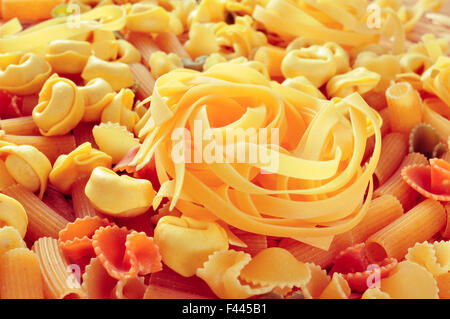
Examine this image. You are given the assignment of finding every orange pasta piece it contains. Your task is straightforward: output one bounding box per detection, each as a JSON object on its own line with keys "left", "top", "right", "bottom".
{"left": 129, "top": 63, "right": 155, "bottom": 101}
{"left": 301, "top": 263, "right": 331, "bottom": 299}
{"left": 0, "top": 248, "right": 44, "bottom": 299}
{"left": 113, "top": 212, "right": 155, "bottom": 237}
{"left": 33, "top": 237, "right": 87, "bottom": 299}
{"left": 73, "top": 122, "right": 97, "bottom": 148}
{"left": 374, "top": 133, "right": 408, "bottom": 186}
{"left": 386, "top": 81, "right": 422, "bottom": 134}
{"left": 82, "top": 257, "right": 117, "bottom": 299}
{"left": 378, "top": 107, "right": 391, "bottom": 136}
{"left": 253, "top": 45, "right": 286, "bottom": 78}
{"left": 126, "top": 32, "right": 160, "bottom": 65}
{"left": 279, "top": 194, "right": 403, "bottom": 268}
{"left": 366, "top": 199, "right": 446, "bottom": 263}
{"left": 154, "top": 32, "right": 190, "bottom": 59}
{"left": 374, "top": 152, "right": 428, "bottom": 210}
{"left": 2, "top": 0, "right": 64, "bottom": 22}
{"left": 436, "top": 272, "right": 450, "bottom": 299}
{"left": 2, "top": 134, "right": 77, "bottom": 164}
{"left": 0, "top": 116, "right": 40, "bottom": 135}
{"left": 442, "top": 204, "right": 450, "bottom": 239}
{"left": 2, "top": 184, "right": 69, "bottom": 241}
{"left": 144, "top": 266, "right": 216, "bottom": 299}
{"left": 42, "top": 186, "right": 75, "bottom": 222}
{"left": 71, "top": 177, "right": 99, "bottom": 219}
{"left": 229, "top": 227, "right": 268, "bottom": 257}
{"left": 112, "top": 277, "right": 147, "bottom": 299}
{"left": 318, "top": 273, "right": 351, "bottom": 299}
{"left": 442, "top": 151, "right": 450, "bottom": 163}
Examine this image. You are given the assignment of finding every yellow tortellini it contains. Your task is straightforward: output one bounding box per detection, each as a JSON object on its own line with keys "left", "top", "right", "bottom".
{"left": 323, "top": 42, "right": 350, "bottom": 75}
{"left": 281, "top": 45, "right": 337, "bottom": 87}
{"left": 115, "top": 40, "right": 142, "bottom": 64}
{"left": 126, "top": 2, "right": 170, "bottom": 34}
{"left": 33, "top": 74, "right": 85, "bottom": 136}
{"left": 154, "top": 215, "right": 229, "bottom": 277}
{"left": 49, "top": 142, "right": 112, "bottom": 194}
{"left": 0, "top": 194, "right": 28, "bottom": 238}
{"left": 90, "top": 30, "right": 118, "bottom": 61}
{"left": 0, "top": 144, "right": 52, "bottom": 198}
{"left": 79, "top": 78, "right": 116, "bottom": 122}
{"left": 148, "top": 51, "right": 183, "bottom": 79}
{"left": 82, "top": 55, "right": 134, "bottom": 91}
{"left": 0, "top": 226, "right": 26, "bottom": 256}
{"left": 421, "top": 56, "right": 450, "bottom": 106}
{"left": 101, "top": 88, "right": 139, "bottom": 132}
{"left": 184, "top": 23, "right": 220, "bottom": 59}
{"left": 85, "top": 167, "right": 156, "bottom": 218}
{"left": 326, "top": 67, "right": 381, "bottom": 98}
{"left": 203, "top": 53, "right": 227, "bottom": 71}
{"left": 45, "top": 40, "right": 92, "bottom": 74}
{"left": 0, "top": 52, "right": 51, "bottom": 95}
{"left": 400, "top": 52, "right": 432, "bottom": 74}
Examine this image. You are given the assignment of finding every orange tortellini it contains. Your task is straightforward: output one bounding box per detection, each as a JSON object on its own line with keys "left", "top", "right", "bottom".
{"left": 0, "top": 52, "right": 51, "bottom": 95}
{"left": 82, "top": 56, "right": 134, "bottom": 91}
{"left": 45, "top": 40, "right": 92, "bottom": 74}
{"left": 101, "top": 88, "right": 139, "bottom": 132}
{"left": 49, "top": 142, "right": 112, "bottom": 194}
{"left": 0, "top": 144, "right": 52, "bottom": 198}
{"left": 85, "top": 167, "right": 156, "bottom": 218}
{"left": 154, "top": 215, "right": 229, "bottom": 277}
{"left": 0, "top": 194, "right": 28, "bottom": 238}
{"left": 79, "top": 78, "right": 116, "bottom": 122}
{"left": 32, "top": 74, "right": 85, "bottom": 136}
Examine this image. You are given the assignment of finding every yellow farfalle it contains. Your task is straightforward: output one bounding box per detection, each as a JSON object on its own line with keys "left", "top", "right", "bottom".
{"left": 0, "top": 144, "right": 52, "bottom": 198}
{"left": 353, "top": 51, "right": 401, "bottom": 92}
{"left": 196, "top": 250, "right": 274, "bottom": 299}
{"left": 85, "top": 166, "right": 156, "bottom": 218}
{"left": 49, "top": 142, "right": 112, "bottom": 194}
{"left": 0, "top": 194, "right": 28, "bottom": 238}
{"left": 101, "top": 88, "right": 139, "bottom": 132}
{"left": 79, "top": 78, "right": 116, "bottom": 122}
{"left": 154, "top": 215, "right": 229, "bottom": 277}
{"left": 421, "top": 56, "right": 450, "bottom": 107}
{"left": 45, "top": 40, "right": 92, "bottom": 74}
{"left": 92, "top": 122, "right": 140, "bottom": 164}
{"left": 126, "top": 2, "right": 170, "bottom": 33}
{"left": 405, "top": 240, "right": 450, "bottom": 276}
{"left": 326, "top": 67, "right": 381, "bottom": 98}
{"left": 281, "top": 45, "right": 337, "bottom": 87}
{"left": 148, "top": 51, "right": 183, "bottom": 79}
{"left": 33, "top": 74, "right": 85, "bottom": 136}
{"left": 184, "top": 23, "right": 220, "bottom": 59}
{"left": 82, "top": 55, "right": 134, "bottom": 91}
{"left": 213, "top": 15, "right": 267, "bottom": 59}
{"left": 0, "top": 52, "right": 51, "bottom": 95}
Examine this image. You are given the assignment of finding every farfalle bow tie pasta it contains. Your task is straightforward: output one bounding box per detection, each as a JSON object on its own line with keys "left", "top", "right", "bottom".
{"left": 0, "top": 0, "right": 447, "bottom": 301}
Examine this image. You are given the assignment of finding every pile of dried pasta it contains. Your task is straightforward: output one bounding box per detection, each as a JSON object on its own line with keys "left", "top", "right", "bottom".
{"left": 0, "top": 0, "right": 448, "bottom": 299}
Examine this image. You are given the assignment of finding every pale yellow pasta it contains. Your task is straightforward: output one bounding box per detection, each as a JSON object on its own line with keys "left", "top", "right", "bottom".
{"left": 81, "top": 56, "right": 134, "bottom": 91}
{"left": 0, "top": 226, "right": 26, "bottom": 257}
{"left": 0, "top": 116, "right": 40, "bottom": 136}
{"left": 115, "top": 40, "right": 142, "bottom": 64}
{"left": 0, "top": 248, "right": 44, "bottom": 299}
{"left": 79, "top": 78, "right": 116, "bottom": 122}
{"left": 282, "top": 76, "right": 326, "bottom": 99}
{"left": 362, "top": 288, "right": 391, "bottom": 299}
{"left": 405, "top": 241, "right": 450, "bottom": 276}
{"left": 126, "top": 2, "right": 170, "bottom": 34}
{"left": 85, "top": 167, "right": 156, "bottom": 218}
{"left": 374, "top": 133, "right": 408, "bottom": 186}
{"left": 0, "top": 193, "right": 28, "bottom": 238}
{"left": 326, "top": 67, "right": 381, "bottom": 98}
{"left": 253, "top": 45, "right": 286, "bottom": 78}
{"left": 33, "top": 237, "right": 86, "bottom": 299}
{"left": 184, "top": 23, "right": 220, "bottom": 59}
{"left": 45, "top": 40, "right": 92, "bottom": 74}
{"left": 148, "top": 51, "right": 183, "bottom": 79}
{"left": 100, "top": 89, "right": 139, "bottom": 132}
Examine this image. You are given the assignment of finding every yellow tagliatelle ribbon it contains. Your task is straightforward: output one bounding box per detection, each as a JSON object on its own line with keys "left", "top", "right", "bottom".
{"left": 130, "top": 62, "right": 381, "bottom": 241}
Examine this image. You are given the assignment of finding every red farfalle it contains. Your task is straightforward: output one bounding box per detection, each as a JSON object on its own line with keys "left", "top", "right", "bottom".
{"left": 0, "top": 91, "right": 23, "bottom": 119}
{"left": 329, "top": 243, "right": 398, "bottom": 293}
{"left": 92, "top": 225, "right": 162, "bottom": 280}
{"left": 402, "top": 158, "right": 450, "bottom": 202}
{"left": 58, "top": 216, "right": 112, "bottom": 261}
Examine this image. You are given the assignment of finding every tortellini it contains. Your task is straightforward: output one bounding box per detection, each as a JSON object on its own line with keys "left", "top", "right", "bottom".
{"left": 184, "top": 23, "right": 220, "bottom": 59}
{"left": 0, "top": 144, "right": 52, "bottom": 198}
{"left": 148, "top": 51, "right": 183, "bottom": 79}
{"left": 101, "top": 88, "right": 139, "bottom": 132}
{"left": 46, "top": 40, "right": 92, "bottom": 74}
{"left": 33, "top": 74, "right": 85, "bottom": 136}
{"left": 79, "top": 78, "right": 116, "bottom": 122}
{"left": 49, "top": 142, "right": 112, "bottom": 194}
{"left": 326, "top": 67, "right": 381, "bottom": 98}
{"left": 82, "top": 56, "right": 134, "bottom": 91}
{"left": 85, "top": 167, "right": 156, "bottom": 218}
{"left": 154, "top": 215, "right": 229, "bottom": 277}
{"left": 0, "top": 52, "right": 51, "bottom": 95}
{"left": 0, "top": 194, "right": 28, "bottom": 238}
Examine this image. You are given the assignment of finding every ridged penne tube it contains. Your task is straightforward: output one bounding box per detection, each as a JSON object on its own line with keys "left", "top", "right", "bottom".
{"left": 0, "top": 193, "right": 28, "bottom": 238}
{"left": 442, "top": 204, "right": 450, "bottom": 239}
{"left": 1, "top": 134, "right": 77, "bottom": 164}
{"left": 386, "top": 81, "right": 423, "bottom": 135}
{"left": 154, "top": 32, "right": 190, "bottom": 59}
{"left": 33, "top": 74, "right": 85, "bottom": 136}
{"left": 279, "top": 194, "right": 403, "bottom": 268}
{"left": 366, "top": 199, "right": 446, "bottom": 263}
{"left": 0, "top": 248, "right": 44, "bottom": 299}
{"left": 378, "top": 108, "right": 391, "bottom": 136}
{"left": 129, "top": 63, "right": 155, "bottom": 101}
{"left": 0, "top": 226, "right": 26, "bottom": 256}
{"left": 2, "top": 184, "right": 69, "bottom": 241}
{"left": 71, "top": 177, "right": 99, "bottom": 218}
{"left": 253, "top": 45, "right": 286, "bottom": 78}
{"left": 374, "top": 133, "right": 408, "bottom": 186}
{"left": 81, "top": 56, "right": 134, "bottom": 91}
{"left": 45, "top": 40, "right": 92, "bottom": 74}
{"left": 0, "top": 116, "right": 40, "bottom": 136}
{"left": 42, "top": 186, "right": 75, "bottom": 222}
{"left": 374, "top": 152, "right": 428, "bottom": 210}
{"left": 126, "top": 32, "right": 160, "bottom": 65}
{"left": 33, "top": 237, "right": 87, "bottom": 299}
